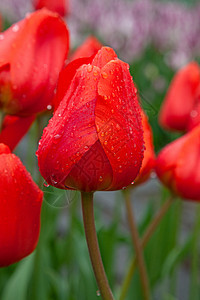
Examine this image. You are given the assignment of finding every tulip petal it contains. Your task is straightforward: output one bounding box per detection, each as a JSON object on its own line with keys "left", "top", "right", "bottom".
{"left": 0, "top": 114, "right": 36, "bottom": 151}
{"left": 95, "top": 59, "right": 144, "bottom": 190}
{"left": 38, "top": 64, "right": 101, "bottom": 188}
{"left": 66, "top": 140, "right": 112, "bottom": 191}
{"left": 0, "top": 150, "right": 43, "bottom": 267}
{"left": 53, "top": 57, "right": 94, "bottom": 110}
{"left": 0, "top": 9, "right": 69, "bottom": 115}
{"left": 92, "top": 47, "right": 117, "bottom": 69}
{"left": 159, "top": 62, "right": 200, "bottom": 131}
{"left": 175, "top": 125, "right": 200, "bottom": 200}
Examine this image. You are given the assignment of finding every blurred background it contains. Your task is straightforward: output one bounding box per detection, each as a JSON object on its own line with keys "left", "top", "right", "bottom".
{"left": 0, "top": 0, "right": 200, "bottom": 299}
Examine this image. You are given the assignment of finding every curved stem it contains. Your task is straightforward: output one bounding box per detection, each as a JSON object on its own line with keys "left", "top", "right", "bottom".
{"left": 119, "top": 196, "right": 174, "bottom": 300}
{"left": 81, "top": 192, "right": 114, "bottom": 300}
{"left": 124, "top": 190, "right": 151, "bottom": 300}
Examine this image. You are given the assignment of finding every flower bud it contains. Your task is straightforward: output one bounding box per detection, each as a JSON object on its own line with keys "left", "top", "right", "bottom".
{"left": 37, "top": 47, "right": 144, "bottom": 192}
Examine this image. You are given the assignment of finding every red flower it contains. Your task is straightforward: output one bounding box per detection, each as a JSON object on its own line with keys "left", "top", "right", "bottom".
{"left": 0, "top": 9, "right": 69, "bottom": 116}
{"left": 134, "top": 110, "right": 155, "bottom": 186}
{"left": 70, "top": 36, "right": 102, "bottom": 61}
{"left": 159, "top": 62, "right": 200, "bottom": 131}
{"left": 155, "top": 124, "right": 200, "bottom": 201}
{"left": 0, "top": 114, "right": 36, "bottom": 151}
{"left": 33, "top": 0, "right": 69, "bottom": 17}
{"left": 37, "top": 47, "right": 144, "bottom": 192}
{"left": 0, "top": 143, "right": 43, "bottom": 267}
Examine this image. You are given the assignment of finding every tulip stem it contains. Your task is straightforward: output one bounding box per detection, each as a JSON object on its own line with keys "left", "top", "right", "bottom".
{"left": 81, "top": 192, "right": 115, "bottom": 300}
{"left": 189, "top": 204, "right": 200, "bottom": 300}
{"left": 0, "top": 111, "right": 5, "bottom": 132}
{"left": 119, "top": 196, "right": 174, "bottom": 300}
{"left": 123, "top": 190, "right": 151, "bottom": 300}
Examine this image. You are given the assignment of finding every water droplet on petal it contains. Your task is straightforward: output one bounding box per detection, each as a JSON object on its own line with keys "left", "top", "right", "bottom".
{"left": 12, "top": 24, "right": 19, "bottom": 32}
{"left": 99, "top": 176, "right": 103, "bottom": 182}
{"left": 87, "top": 65, "right": 93, "bottom": 73}
{"left": 44, "top": 182, "right": 50, "bottom": 187}
{"left": 54, "top": 134, "right": 61, "bottom": 139}
{"left": 101, "top": 72, "right": 108, "bottom": 79}
{"left": 0, "top": 34, "right": 4, "bottom": 40}
{"left": 47, "top": 105, "right": 52, "bottom": 110}
{"left": 190, "top": 110, "right": 198, "bottom": 118}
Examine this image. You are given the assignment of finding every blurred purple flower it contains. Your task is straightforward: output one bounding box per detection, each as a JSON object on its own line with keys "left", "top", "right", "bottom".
{"left": 0, "top": 0, "right": 199, "bottom": 69}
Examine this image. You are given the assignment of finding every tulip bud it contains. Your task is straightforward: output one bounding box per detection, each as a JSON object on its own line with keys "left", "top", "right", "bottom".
{"left": 37, "top": 47, "right": 144, "bottom": 192}
{"left": 155, "top": 124, "right": 200, "bottom": 201}
{"left": 134, "top": 110, "right": 155, "bottom": 186}
{"left": 0, "top": 9, "right": 69, "bottom": 116}
{"left": 0, "top": 143, "right": 43, "bottom": 267}
{"left": 159, "top": 62, "right": 200, "bottom": 131}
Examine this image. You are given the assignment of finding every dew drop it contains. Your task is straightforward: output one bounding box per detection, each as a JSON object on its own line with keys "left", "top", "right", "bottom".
{"left": 99, "top": 176, "right": 103, "bottom": 182}
{"left": 93, "top": 70, "right": 98, "bottom": 76}
{"left": 0, "top": 34, "right": 4, "bottom": 40}
{"left": 131, "top": 181, "right": 135, "bottom": 185}
{"left": 104, "top": 140, "right": 108, "bottom": 145}
{"left": 96, "top": 290, "right": 101, "bottom": 296}
{"left": 12, "top": 24, "right": 19, "bottom": 32}
{"left": 54, "top": 134, "right": 61, "bottom": 139}
{"left": 47, "top": 105, "right": 52, "bottom": 110}
{"left": 111, "top": 109, "right": 114, "bottom": 113}
{"left": 190, "top": 110, "right": 198, "bottom": 118}
{"left": 43, "top": 182, "right": 50, "bottom": 187}
{"left": 112, "top": 92, "right": 115, "bottom": 97}
{"left": 101, "top": 72, "right": 108, "bottom": 79}
{"left": 100, "top": 132, "right": 105, "bottom": 137}
{"left": 87, "top": 65, "right": 93, "bottom": 73}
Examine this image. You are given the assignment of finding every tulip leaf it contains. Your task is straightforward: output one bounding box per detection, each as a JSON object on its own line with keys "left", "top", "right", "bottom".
{"left": 1, "top": 254, "right": 34, "bottom": 300}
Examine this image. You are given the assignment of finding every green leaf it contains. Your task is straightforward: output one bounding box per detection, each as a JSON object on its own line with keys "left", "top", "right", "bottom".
{"left": 1, "top": 254, "right": 34, "bottom": 300}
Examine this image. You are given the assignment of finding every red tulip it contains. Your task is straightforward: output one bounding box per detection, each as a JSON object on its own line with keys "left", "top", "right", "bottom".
{"left": 37, "top": 47, "right": 144, "bottom": 192}
{"left": 155, "top": 124, "right": 200, "bottom": 201}
{"left": 70, "top": 36, "right": 102, "bottom": 61}
{"left": 33, "top": 0, "right": 69, "bottom": 17}
{"left": 159, "top": 62, "right": 200, "bottom": 131}
{"left": 134, "top": 110, "right": 155, "bottom": 186}
{"left": 0, "top": 114, "right": 36, "bottom": 151}
{"left": 0, "top": 143, "right": 43, "bottom": 267}
{"left": 0, "top": 9, "right": 69, "bottom": 116}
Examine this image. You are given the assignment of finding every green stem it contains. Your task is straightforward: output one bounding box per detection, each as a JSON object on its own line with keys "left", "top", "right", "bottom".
{"left": 189, "top": 204, "right": 200, "bottom": 300}
{"left": 124, "top": 190, "right": 151, "bottom": 300}
{"left": 0, "top": 110, "right": 5, "bottom": 132}
{"left": 81, "top": 192, "right": 115, "bottom": 300}
{"left": 119, "top": 196, "right": 174, "bottom": 300}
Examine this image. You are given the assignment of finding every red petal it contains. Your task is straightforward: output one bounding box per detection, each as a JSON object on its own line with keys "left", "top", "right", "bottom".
{"left": 92, "top": 47, "right": 117, "bottom": 69}
{"left": 175, "top": 125, "right": 200, "bottom": 200}
{"left": 0, "top": 152, "right": 43, "bottom": 267}
{"left": 0, "top": 9, "right": 69, "bottom": 116}
{"left": 159, "top": 62, "right": 200, "bottom": 131}
{"left": 53, "top": 57, "right": 94, "bottom": 110}
{"left": 37, "top": 64, "right": 101, "bottom": 188}
{"left": 65, "top": 140, "right": 112, "bottom": 191}
{"left": 70, "top": 36, "right": 102, "bottom": 61}
{"left": 95, "top": 59, "right": 144, "bottom": 190}
{"left": 0, "top": 143, "right": 11, "bottom": 154}
{"left": 0, "top": 114, "right": 35, "bottom": 151}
